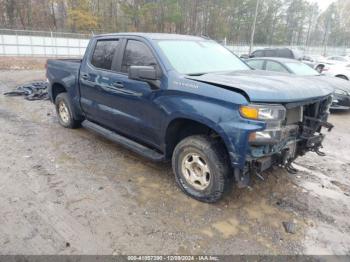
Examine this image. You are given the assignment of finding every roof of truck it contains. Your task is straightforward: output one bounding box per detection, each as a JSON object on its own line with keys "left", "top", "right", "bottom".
{"left": 95, "top": 32, "right": 205, "bottom": 41}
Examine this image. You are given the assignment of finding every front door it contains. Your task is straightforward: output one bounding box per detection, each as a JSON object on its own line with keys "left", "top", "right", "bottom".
{"left": 79, "top": 37, "right": 165, "bottom": 148}
{"left": 104, "top": 39, "right": 164, "bottom": 147}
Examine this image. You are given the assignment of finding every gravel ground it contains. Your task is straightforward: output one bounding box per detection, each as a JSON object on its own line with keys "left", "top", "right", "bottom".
{"left": 0, "top": 70, "right": 349, "bottom": 255}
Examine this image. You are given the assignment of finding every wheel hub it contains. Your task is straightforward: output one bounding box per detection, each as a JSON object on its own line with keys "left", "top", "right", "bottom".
{"left": 58, "top": 101, "right": 70, "bottom": 124}
{"left": 181, "top": 153, "right": 211, "bottom": 190}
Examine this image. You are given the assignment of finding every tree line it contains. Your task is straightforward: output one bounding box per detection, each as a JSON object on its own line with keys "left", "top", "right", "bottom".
{"left": 1, "top": 0, "right": 349, "bottom": 47}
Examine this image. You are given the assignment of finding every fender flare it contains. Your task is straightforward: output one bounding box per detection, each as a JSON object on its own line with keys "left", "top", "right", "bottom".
{"left": 162, "top": 112, "right": 236, "bottom": 159}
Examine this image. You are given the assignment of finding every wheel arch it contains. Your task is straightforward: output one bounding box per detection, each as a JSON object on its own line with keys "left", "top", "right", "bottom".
{"left": 51, "top": 82, "right": 84, "bottom": 121}
{"left": 315, "top": 63, "right": 325, "bottom": 72}
{"left": 335, "top": 74, "right": 349, "bottom": 80}
{"left": 51, "top": 82, "right": 67, "bottom": 102}
{"left": 163, "top": 117, "right": 232, "bottom": 162}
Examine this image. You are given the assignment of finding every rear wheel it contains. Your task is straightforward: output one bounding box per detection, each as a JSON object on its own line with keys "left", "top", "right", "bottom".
{"left": 172, "top": 135, "right": 230, "bottom": 203}
{"left": 55, "top": 93, "right": 81, "bottom": 128}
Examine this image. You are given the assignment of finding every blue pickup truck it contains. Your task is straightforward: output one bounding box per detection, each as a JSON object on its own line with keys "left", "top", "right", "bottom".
{"left": 46, "top": 33, "right": 334, "bottom": 203}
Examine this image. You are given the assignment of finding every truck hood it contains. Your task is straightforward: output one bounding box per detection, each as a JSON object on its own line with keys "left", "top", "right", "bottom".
{"left": 186, "top": 70, "right": 334, "bottom": 103}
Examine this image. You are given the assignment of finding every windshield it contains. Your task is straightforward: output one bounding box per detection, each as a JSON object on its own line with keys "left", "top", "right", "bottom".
{"left": 157, "top": 40, "right": 249, "bottom": 75}
{"left": 285, "top": 62, "right": 319, "bottom": 76}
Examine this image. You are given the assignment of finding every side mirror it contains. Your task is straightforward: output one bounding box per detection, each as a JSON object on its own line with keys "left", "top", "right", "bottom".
{"left": 129, "top": 66, "right": 159, "bottom": 81}
{"left": 240, "top": 54, "right": 249, "bottom": 59}
{"left": 128, "top": 66, "right": 161, "bottom": 89}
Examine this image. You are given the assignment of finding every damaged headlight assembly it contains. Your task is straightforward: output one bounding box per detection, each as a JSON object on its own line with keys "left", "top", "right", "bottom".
{"left": 240, "top": 104, "right": 287, "bottom": 145}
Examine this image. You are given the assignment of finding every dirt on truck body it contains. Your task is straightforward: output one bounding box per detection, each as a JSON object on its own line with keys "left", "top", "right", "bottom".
{"left": 0, "top": 70, "right": 350, "bottom": 255}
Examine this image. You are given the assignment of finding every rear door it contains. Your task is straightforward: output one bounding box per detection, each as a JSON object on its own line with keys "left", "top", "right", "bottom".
{"left": 79, "top": 37, "right": 128, "bottom": 130}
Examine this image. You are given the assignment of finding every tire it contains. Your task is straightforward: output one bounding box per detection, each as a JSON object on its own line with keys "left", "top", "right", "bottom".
{"left": 55, "top": 93, "right": 81, "bottom": 128}
{"left": 172, "top": 135, "right": 230, "bottom": 203}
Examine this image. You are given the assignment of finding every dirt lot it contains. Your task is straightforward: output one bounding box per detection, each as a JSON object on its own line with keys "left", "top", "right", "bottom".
{"left": 0, "top": 70, "right": 349, "bottom": 255}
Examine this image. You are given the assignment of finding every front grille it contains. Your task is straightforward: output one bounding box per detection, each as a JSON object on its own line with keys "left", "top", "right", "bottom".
{"left": 303, "top": 96, "right": 332, "bottom": 120}
{"left": 285, "top": 96, "right": 333, "bottom": 139}
{"left": 301, "top": 96, "right": 333, "bottom": 138}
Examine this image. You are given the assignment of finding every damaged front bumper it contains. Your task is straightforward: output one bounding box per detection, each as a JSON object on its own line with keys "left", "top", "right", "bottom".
{"left": 233, "top": 98, "right": 334, "bottom": 188}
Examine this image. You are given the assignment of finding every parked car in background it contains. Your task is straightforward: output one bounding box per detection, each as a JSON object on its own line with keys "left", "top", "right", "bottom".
{"left": 301, "top": 54, "right": 326, "bottom": 69}
{"left": 326, "top": 56, "right": 350, "bottom": 63}
{"left": 240, "top": 47, "right": 319, "bottom": 68}
{"left": 241, "top": 47, "right": 303, "bottom": 60}
{"left": 246, "top": 57, "right": 350, "bottom": 110}
{"left": 322, "top": 63, "right": 350, "bottom": 81}
{"left": 314, "top": 56, "right": 350, "bottom": 73}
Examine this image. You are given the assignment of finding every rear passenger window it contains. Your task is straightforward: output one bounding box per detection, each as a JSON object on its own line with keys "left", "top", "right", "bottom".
{"left": 91, "top": 40, "right": 119, "bottom": 70}
{"left": 121, "top": 40, "right": 157, "bottom": 73}
{"left": 276, "top": 49, "right": 293, "bottom": 58}
{"left": 266, "top": 61, "right": 288, "bottom": 73}
{"left": 247, "top": 60, "right": 265, "bottom": 70}
{"left": 252, "top": 50, "right": 264, "bottom": 57}
{"left": 264, "top": 50, "right": 275, "bottom": 57}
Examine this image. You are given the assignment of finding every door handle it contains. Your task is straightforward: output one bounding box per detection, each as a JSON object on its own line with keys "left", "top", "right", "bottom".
{"left": 81, "top": 73, "right": 89, "bottom": 80}
{"left": 111, "top": 81, "right": 124, "bottom": 88}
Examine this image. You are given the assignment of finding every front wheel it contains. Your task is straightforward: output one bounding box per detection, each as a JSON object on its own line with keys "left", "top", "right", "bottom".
{"left": 172, "top": 135, "right": 230, "bottom": 203}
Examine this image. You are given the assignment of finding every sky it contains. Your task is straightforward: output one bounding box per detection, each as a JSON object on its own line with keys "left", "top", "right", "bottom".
{"left": 307, "top": 0, "right": 337, "bottom": 11}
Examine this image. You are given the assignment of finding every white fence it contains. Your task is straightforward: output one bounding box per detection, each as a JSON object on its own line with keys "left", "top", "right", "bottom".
{"left": 0, "top": 29, "right": 90, "bottom": 57}
{"left": 1, "top": 29, "right": 349, "bottom": 58}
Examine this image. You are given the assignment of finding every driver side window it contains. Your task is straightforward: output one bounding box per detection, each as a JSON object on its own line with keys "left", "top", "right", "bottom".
{"left": 121, "top": 40, "right": 158, "bottom": 73}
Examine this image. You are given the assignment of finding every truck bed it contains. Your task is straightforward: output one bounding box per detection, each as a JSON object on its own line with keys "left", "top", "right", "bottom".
{"left": 51, "top": 58, "right": 82, "bottom": 63}
{"left": 46, "top": 58, "right": 82, "bottom": 103}
{"left": 46, "top": 58, "right": 81, "bottom": 76}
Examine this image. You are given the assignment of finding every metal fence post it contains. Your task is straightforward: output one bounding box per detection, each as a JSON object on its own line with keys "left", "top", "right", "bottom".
{"left": 30, "top": 34, "right": 34, "bottom": 56}
{"left": 0, "top": 34, "right": 4, "bottom": 55}
{"left": 43, "top": 34, "right": 47, "bottom": 57}
{"left": 15, "top": 32, "right": 19, "bottom": 56}
{"left": 51, "top": 31, "right": 56, "bottom": 58}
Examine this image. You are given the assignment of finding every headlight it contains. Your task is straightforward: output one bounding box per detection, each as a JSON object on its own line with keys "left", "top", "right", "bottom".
{"left": 240, "top": 104, "right": 286, "bottom": 121}
{"left": 249, "top": 130, "right": 283, "bottom": 145}
{"left": 240, "top": 104, "right": 287, "bottom": 145}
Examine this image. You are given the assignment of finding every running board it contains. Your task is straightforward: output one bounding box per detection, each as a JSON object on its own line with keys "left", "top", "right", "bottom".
{"left": 82, "top": 120, "right": 165, "bottom": 161}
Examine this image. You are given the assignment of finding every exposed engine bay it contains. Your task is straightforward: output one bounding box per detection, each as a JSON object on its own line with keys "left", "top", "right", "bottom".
{"left": 236, "top": 95, "right": 334, "bottom": 187}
